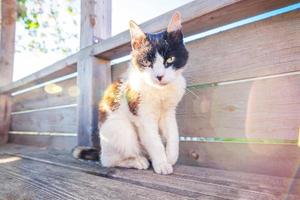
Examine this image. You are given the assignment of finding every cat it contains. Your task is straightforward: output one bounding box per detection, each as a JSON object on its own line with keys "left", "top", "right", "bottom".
{"left": 73, "top": 12, "right": 188, "bottom": 175}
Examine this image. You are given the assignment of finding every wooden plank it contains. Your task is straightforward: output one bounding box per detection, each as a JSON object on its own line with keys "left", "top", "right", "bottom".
{"left": 112, "top": 167, "right": 276, "bottom": 200}
{"left": 10, "top": 106, "right": 77, "bottom": 133}
{"left": 174, "top": 165, "right": 300, "bottom": 196}
{"left": 112, "top": 61, "right": 129, "bottom": 81}
{"left": 77, "top": 58, "right": 111, "bottom": 147}
{"left": 8, "top": 134, "right": 76, "bottom": 150}
{"left": 179, "top": 142, "right": 300, "bottom": 178}
{"left": 0, "top": 95, "right": 11, "bottom": 144}
{"left": 12, "top": 77, "right": 77, "bottom": 112}
{"left": 0, "top": 0, "right": 16, "bottom": 144}
{"left": 0, "top": 155, "right": 197, "bottom": 200}
{"left": 0, "top": 55, "right": 77, "bottom": 94}
{"left": 80, "top": 0, "right": 111, "bottom": 46}
{"left": 0, "top": 0, "right": 16, "bottom": 87}
{"left": 177, "top": 75, "right": 300, "bottom": 140}
{"left": 77, "top": 0, "right": 112, "bottom": 148}
{"left": 183, "top": 10, "right": 300, "bottom": 85}
{"left": 92, "top": 0, "right": 299, "bottom": 60}
{"left": 112, "top": 11, "right": 300, "bottom": 85}
{"left": 1, "top": 144, "right": 299, "bottom": 197}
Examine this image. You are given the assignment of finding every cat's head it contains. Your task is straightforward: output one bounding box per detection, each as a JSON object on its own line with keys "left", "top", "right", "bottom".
{"left": 129, "top": 12, "right": 188, "bottom": 87}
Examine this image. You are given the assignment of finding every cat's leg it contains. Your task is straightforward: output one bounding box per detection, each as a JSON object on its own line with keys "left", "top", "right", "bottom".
{"left": 100, "top": 116, "right": 149, "bottom": 170}
{"left": 138, "top": 115, "right": 173, "bottom": 175}
{"left": 159, "top": 110, "right": 179, "bottom": 165}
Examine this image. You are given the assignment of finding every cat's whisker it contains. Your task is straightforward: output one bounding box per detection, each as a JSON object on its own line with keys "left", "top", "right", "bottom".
{"left": 185, "top": 87, "right": 200, "bottom": 99}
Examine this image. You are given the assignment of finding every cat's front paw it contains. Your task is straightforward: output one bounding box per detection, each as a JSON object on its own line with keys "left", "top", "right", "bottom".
{"left": 135, "top": 156, "right": 150, "bottom": 170}
{"left": 166, "top": 149, "right": 178, "bottom": 165}
{"left": 152, "top": 162, "right": 173, "bottom": 175}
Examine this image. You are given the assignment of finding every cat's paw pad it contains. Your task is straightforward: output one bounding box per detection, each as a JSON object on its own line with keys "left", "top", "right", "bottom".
{"left": 135, "top": 157, "right": 150, "bottom": 170}
{"left": 153, "top": 162, "right": 173, "bottom": 175}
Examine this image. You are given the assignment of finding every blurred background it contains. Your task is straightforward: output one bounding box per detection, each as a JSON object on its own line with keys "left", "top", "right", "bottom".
{"left": 14, "top": 0, "right": 193, "bottom": 81}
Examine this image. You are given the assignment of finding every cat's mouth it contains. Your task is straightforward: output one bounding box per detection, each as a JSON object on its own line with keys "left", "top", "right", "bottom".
{"left": 159, "top": 82, "right": 168, "bottom": 86}
{"left": 156, "top": 81, "right": 169, "bottom": 87}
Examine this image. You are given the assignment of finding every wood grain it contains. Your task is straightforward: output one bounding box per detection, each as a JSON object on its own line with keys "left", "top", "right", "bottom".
{"left": 10, "top": 106, "right": 77, "bottom": 133}
{"left": 0, "top": 144, "right": 299, "bottom": 198}
{"left": 112, "top": 11, "right": 300, "bottom": 85}
{"left": 177, "top": 75, "right": 300, "bottom": 140}
{"left": 12, "top": 77, "right": 77, "bottom": 112}
{"left": 8, "top": 134, "right": 76, "bottom": 150}
{"left": 93, "top": 0, "right": 299, "bottom": 60}
{"left": 112, "top": 61, "right": 129, "bottom": 81}
{"left": 0, "top": 95, "right": 11, "bottom": 144}
{"left": 0, "top": 155, "right": 197, "bottom": 200}
{"left": 0, "top": 0, "right": 15, "bottom": 144}
{"left": 77, "top": 0, "right": 112, "bottom": 148}
{"left": 179, "top": 142, "right": 300, "bottom": 178}
{"left": 0, "top": 0, "right": 16, "bottom": 87}
{"left": 175, "top": 165, "right": 300, "bottom": 196}
{"left": 0, "top": 56, "right": 77, "bottom": 94}
{"left": 183, "top": 10, "right": 300, "bottom": 86}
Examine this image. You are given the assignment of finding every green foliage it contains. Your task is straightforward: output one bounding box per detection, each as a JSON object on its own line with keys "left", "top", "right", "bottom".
{"left": 15, "top": 0, "right": 79, "bottom": 54}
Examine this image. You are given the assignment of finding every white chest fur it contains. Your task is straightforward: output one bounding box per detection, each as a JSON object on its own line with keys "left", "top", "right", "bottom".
{"left": 129, "top": 70, "right": 186, "bottom": 119}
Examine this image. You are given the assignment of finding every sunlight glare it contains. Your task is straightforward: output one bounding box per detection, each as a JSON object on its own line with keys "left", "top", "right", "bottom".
{"left": 68, "top": 85, "right": 80, "bottom": 97}
{"left": 0, "top": 156, "right": 21, "bottom": 164}
{"left": 44, "top": 83, "right": 63, "bottom": 94}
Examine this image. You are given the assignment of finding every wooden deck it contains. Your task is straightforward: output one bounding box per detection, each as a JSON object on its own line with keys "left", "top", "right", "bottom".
{"left": 0, "top": 144, "right": 299, "bottom": 200}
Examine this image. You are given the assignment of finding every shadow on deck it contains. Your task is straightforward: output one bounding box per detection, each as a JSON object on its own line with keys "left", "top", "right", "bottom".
{"left": 0, "top": 144, "right": 299, "bottom": 200}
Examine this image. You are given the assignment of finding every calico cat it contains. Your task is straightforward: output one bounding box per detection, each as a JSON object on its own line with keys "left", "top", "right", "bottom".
{"left": 73, "top": 12, "right": 188, "bottom": 175}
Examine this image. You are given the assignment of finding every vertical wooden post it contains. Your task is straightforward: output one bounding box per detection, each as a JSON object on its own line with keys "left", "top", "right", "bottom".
{"left": 0, "top": 96, "right": 11, "bottom": 144}
{"left": 0, "top": 0, "right": 16, "bottom": 144}
{"left": 77, "top": 0, "right": 112, "bottom": 148}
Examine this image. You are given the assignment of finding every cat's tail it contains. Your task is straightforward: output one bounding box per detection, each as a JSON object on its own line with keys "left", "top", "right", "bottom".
{"left": 72, "top": 146, "right": 100, "bottom": 161}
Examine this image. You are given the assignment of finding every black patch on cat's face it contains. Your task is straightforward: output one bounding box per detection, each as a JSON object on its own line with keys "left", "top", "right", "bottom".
{"left": 131, "top": 30, "right": 188, "bottom": 71}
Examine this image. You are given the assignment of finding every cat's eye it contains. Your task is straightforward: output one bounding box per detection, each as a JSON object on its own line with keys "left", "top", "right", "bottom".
{"left": 166, "top": 56, "right": 175, "bottom": 64}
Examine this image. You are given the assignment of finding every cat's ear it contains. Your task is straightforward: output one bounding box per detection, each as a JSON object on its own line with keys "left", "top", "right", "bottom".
{"left": 129, "top": 20, "right": 146, "bottom": 50}
{"left": 167, "top": 11, "right": 182, "bottom": 33}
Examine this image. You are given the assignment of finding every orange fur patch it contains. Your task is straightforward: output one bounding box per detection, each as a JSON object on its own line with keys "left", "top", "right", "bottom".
{"left": 98, "top": 80, "right": 123, "bottom": 124}
{"left": 125, "top": 86, "right": 140, "bottom": 115}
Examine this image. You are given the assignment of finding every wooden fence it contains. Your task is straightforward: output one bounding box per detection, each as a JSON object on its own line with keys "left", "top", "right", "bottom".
{"left": 0, "top": 0, "right": 300, "bottom": 177}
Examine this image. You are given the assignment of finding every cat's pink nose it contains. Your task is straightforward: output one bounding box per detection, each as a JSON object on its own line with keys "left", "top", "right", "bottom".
{"left": 156, "top": 75, "right": 164, "bottom": 81}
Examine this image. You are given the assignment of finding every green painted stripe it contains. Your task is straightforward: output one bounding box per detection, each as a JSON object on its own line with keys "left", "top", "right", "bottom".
{"left": 187, "top": 83, "right": 218, "bottom": 89}
{"left": 179, "top": 136, "right": 298, "bottom": 145}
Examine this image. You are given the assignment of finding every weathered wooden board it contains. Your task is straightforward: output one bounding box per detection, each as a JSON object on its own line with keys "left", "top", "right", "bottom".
{"left": 112, "top": 11, "right": 300, "bottom": 85}
{"left": 175, "top": 165, "right": 300, "bottom": 196}
{"left": 0, "top": 95, "right": 11, "bottom": 144}
{"left": 8, "top": 135, "right": 76, "bottom": 150}
{"left": 0, "top": 0, "right": 16, "bottom": 144}
{"left": 0, "top": 144, "right": 299, "bottom": 198}
{"left": 77, "top": 0, "right": 112, "bottom": 148}
{"left": 111, "top": 61, "right": 129, "bottom": 81}
{"left": 0, "top": 0, "right": 16, "bottom": 87}
{"left": 183, "top": 10, "right": 300, "bottom": 86}
{"left": 177, "top": 75, "right": 300, "bottom": 140}
{"left": 93, "top": 0, "right": 299, "bottom": 60}
{"left": 0, "top": 155, "right": 200, "bottom": 200}
{"left": 0, "top": 58, "right": 77, "bottom": 95}
{"left": 179, "top": 142, "right": 300, "bottom": 178}
{"left": 12, "top": 77, "right": 77, "bottom": 112}
{"left": 10, "top": 107, "right": 77, "bottom": 133}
